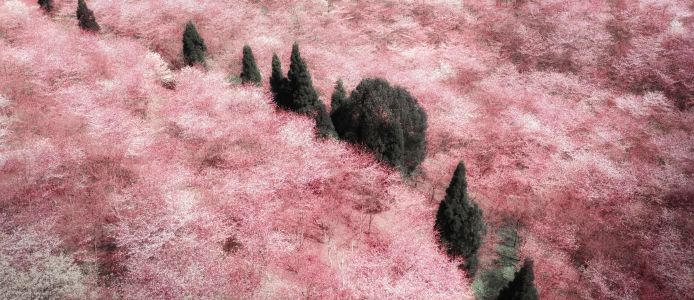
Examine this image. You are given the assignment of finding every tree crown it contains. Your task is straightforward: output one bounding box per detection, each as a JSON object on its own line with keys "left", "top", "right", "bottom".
{"left": 77, "top": 0, "right": 100, "bottom": 32}
{"left": 182, "top": 21, "right": 206, "bottom": 66}
{"left": 240, "top": 45, "right": 262, "bottom": 85}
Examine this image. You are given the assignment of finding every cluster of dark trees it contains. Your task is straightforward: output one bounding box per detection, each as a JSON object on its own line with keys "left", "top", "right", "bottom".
{"left": 268, "top": 44, "right": 428, "bottom": 174}
{"left": 269, "top": 44, "right": 336, "bottom": 139}
{"left": 265, "top": 44, "right": 538, "bottom": 298}
{"left": 179, "top": 26, "right": 537, "bottom": 297}
{"left": 46, "top": 1, "right": 539, "bottom": 297}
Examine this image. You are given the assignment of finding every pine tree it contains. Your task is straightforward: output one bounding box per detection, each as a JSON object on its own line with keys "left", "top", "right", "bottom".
{"left": 434, "top": 161, "right": 487, "bottom": 277}
{"left": 182, "top": 21, "right": 207, "bottom": 67}
{"left": 76, "top": 0, "right": 100, "bottom": 32}
{"left": 497, "top": 259, "right": 539, "bottom": 300}
{"left": 286, "top": 43, "right": 321, "bottom": 114}
{"left": 332, "top": 78, "right": 427, "bottom": 174}
{"left": 240, "top": 45, "right": 262, "bottom": 85}
{"left": 330, "top": 79, "right": 347, "bottom": 113}
{"left": 270, "top": 53, "right": 290, "bottom": 108}
{"left": 38, "top": 0, "right": 53, "bottom": 13}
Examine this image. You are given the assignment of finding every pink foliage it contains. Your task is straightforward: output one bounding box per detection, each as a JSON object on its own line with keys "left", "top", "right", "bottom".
{"left": 1, "top": 0, "right": 692, "bottom": 299}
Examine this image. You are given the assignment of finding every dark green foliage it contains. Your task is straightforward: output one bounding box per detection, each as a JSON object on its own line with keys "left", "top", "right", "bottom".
{"left": 270, "top": 44, "right": 323, "bottom": 116}
{"left": 240, "top": 45, "right": 262, "bottom": 85}
{"left": 286, "top": 43, "right": 322, "bottom": 114}
{"left": 314, "top": 104, "right": 337, "bottom": 139}
{"left": 270, "top": 53, "right": 291, "bottom": 108}
{"left": 76, "top": 0, "right": 99, "bottom": 32}
{"left": 269, "top": 45, "right": 336, "bottom": 139}
{"left": 38, "top": 0, "right": 53, "bottom": 13}
{"left": 330, "top": 79, "right": 347, "bottom": 113}
{"left": 434, "top": 161, "right": 486, "bottom": 276}
{"left": 497, "top": 259, "right": 539, "bottom": 300}
{"left": 182, "top": 21, "right": 207, "bottom": 67}
{"left": 332, "top": 78, "right": 427, "bottom": 174}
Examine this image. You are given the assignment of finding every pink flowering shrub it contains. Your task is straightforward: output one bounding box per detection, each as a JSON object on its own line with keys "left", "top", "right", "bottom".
{"left": 1, "top": 0, "right": 692, "bottom": 299}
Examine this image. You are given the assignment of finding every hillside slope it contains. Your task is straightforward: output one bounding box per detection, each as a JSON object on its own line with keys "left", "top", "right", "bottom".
{"left": 0, "top": 1, "right": 469, "bottom": 299}
{"left": 1, "top": 0, "right": 693, "bottom": 299}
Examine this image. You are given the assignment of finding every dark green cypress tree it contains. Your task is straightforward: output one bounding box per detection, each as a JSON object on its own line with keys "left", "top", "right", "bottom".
{"left": 182, "top": 21, "right": 207, "bottom": 67}
{"left": 330, "top": 79, "right": 347, "bottom": 113}
{"left": 435, "top": 161, "right": 487, "bottom": 277}
{"left": 76, "top": 0, "right": 100, "bottom": 32}
{"left": 314, "top": 104, "right": 337, "bottom": 139}
{"left": 38, "top": 0, "right": 53, "bottom": 13}
{"left": 270, "top": 53, "right": 290, "bottom": 108}
{"left": 240, "top": 45, "right": 262, "bottom": 85}
{"left": 497, "top": 259, "right": 539, "bottom": 300}
{"left": 286, "top": 43, "right": 321, "bottom": 114}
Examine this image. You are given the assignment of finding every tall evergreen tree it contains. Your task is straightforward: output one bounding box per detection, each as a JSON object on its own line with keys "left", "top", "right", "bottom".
{"left": 76, "top": 0, "right": 100, "bottom": 32}
{"left": 182, "top": 21, "right": 207, "bottom": 67}
{"left": 286, "top": 43, "right": 321, "bottom": 114}
{"left": 435, "top": 161, "right": 487, "bottom": 277}
{"left": 270, "top": 53, "right": 290, "bottom": 108}
{"left": 497, "top": 259, "right": 539, "bottom": 300}
{"left": 38, "top": 0, "right": 53, "bottom": 13}
{"left": 240, "top": 45, "right": 262, "bottom": 85}
{"left": 330, "top": 79, "right": 347, "bottom": 113}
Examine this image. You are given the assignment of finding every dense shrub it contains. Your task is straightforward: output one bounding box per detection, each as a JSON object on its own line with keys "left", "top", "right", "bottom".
{"left": 240, "top": 45, "right": 261, "bottom": 85}
{"left": 76, "top": 0, "right": 99, "bottom": 32}
{"left": 332, "top": 78, "right": 427, "bottom": 174}
{"left": 434, "top": 161, "right": 486, "bottom": 276}
{"left": 182, "top": 21, "right": 206, "bottom": 67}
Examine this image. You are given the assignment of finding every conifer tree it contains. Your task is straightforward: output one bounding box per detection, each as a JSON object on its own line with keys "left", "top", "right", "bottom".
{"left": 330, "top": 79, "right": 347, "bottom": 113}
{"left": 286, "top": 43, "right": 321, "bottom": 114}
{"left": 496, "top": 259, "right": 539, "bottom": 300}
{"left": 38, "top": 0, "right": 53, "bottom": 13}
{"left": 240, "top": 45, "right": 262, "bottom": 85}
{"left": 270, "top": 53, "right": 290, "bottom": 108}
{"left": 182, "top": 21, "right": 207, "bottom": 67}
{"left": 435, "top": 161, "right": 487, "bottom": 277}
{"left": 76, "top": 0, "right": 100, "bottom": 32}
{"left": 315, "top": 104, "right": 337, "bottom": 139}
